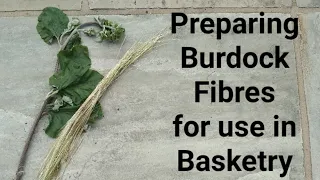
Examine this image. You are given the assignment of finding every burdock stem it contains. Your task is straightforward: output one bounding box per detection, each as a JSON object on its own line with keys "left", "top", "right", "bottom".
{"left": 14, "top": 22, "right": 97, "bottom": 180}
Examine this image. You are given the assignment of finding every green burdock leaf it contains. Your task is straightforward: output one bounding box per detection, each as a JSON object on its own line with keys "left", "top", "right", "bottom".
{"left": 45, "top": 103, "right": 104, "bottom": 138}
{"left": 46, "top": 45, "right": 104, "bottom": 138}
{"left": 36, "top": 7, "right": 69, "bottom": 44}
{"left": 36, "top": 23, "right": 55, "bottom": 44}
{"left": 49, "top": 45, "right": 91, "bottom": 90}
{"left": 45, "top": 105, "right": 76, "bottom": 138}
{"left": 59, "top": 69, "right": 103, "bottom": 105}
{"left": 65, "top": 33, "right": 82, "bottom": 50}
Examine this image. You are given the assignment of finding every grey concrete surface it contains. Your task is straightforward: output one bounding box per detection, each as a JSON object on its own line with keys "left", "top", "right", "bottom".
{"left": 297, "top": 0, "right": 320, "bottom": 7}
{"left": 302, "top": 13, "right": 320, "bottom": 180}
{"left": 88, "top": 0, "right": 292, "bottom": 9}
{"left": 0, "top": 18, "right": 57, "bottom": 178}
{"left": 0, "top": 14, "right": 304, "bottom": 180}
{"left": 0, "top": 0, "right": 81, "bottom": 11}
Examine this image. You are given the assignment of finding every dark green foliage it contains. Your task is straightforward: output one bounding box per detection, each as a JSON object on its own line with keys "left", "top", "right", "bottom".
{"left": 36, "top": 7, "right": 126, "bottom": 138}
{"left": 36, "top": 7, "right": 69, "bottom": 44}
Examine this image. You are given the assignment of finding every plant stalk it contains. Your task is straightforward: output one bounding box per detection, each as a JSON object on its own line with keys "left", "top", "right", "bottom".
{"left": 15, "top": 99, "right": 49, "bottom": 180}
{"left": 15, "top": 47, "right": 62, "bottom": 180}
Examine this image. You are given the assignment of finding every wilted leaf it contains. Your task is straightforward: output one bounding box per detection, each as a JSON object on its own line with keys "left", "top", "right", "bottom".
{"left": 62, "top": 95, "right": 74, "bottom": 106}
{"left": 59, "top": 69, "right": 103, "bottom": 105}
{"left": 52, "top": 97, "right": 64, "bottom": 111}
{"left": 37, "top": 7, "right": 69, "bottom": 44}
{"left": 45, "top": 105, "right": 76, "bottom": 138}
{"left": 49, "top": 45, "right": 91, "bottom": 90}
{"left": 45, "top": 103, "right": 103, "bottom": 138}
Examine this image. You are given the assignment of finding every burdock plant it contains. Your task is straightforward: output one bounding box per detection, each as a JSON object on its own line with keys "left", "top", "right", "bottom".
{"left": 15, "top": 7, "right": 125, "bottom": 180}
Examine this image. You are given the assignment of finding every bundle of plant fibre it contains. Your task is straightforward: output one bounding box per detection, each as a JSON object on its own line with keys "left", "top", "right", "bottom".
{"left": 38, "top": 32, "right": 167, "bottom": 180}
